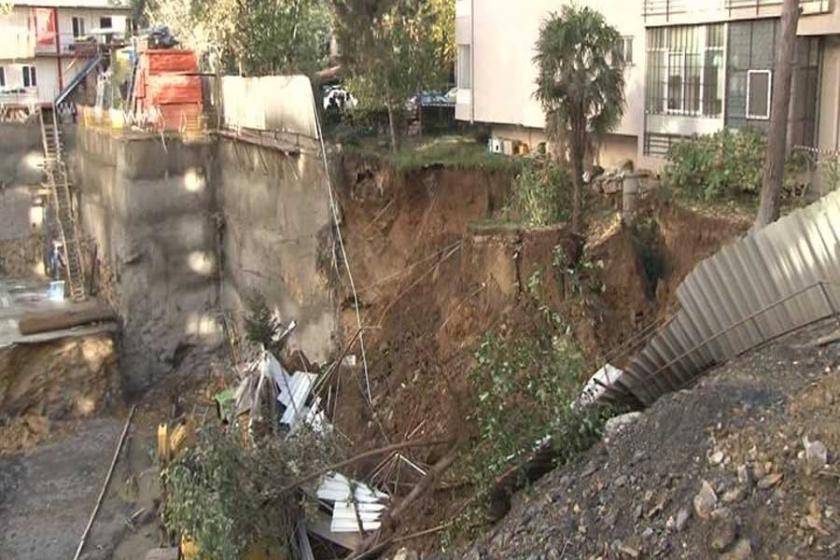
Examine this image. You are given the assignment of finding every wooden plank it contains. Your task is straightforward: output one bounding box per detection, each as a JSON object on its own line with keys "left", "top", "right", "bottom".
{"left": 18, "top": 303, "right": 116, "bottom": 335}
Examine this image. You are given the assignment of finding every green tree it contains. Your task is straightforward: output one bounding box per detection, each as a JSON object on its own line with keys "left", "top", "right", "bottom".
{"left": 534, "top": 6, "right": 625, "bottom": 233}
{"left": 145, "top": 0, "right": 331, "bottom": 76}
{"left": 332, "top": 0, "right": 450, "bottom": 151}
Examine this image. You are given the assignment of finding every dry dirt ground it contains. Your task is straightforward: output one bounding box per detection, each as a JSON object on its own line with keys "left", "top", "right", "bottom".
{"left": 460, "top": 319, "right": 840, "bottom": 559}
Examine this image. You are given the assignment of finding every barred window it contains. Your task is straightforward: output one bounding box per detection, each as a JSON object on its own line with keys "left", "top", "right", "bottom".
{"left": 645, "top": 23, "right": 725, "bottom": 117}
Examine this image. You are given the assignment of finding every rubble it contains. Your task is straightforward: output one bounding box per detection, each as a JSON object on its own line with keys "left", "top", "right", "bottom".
{"left": 693, "top": 480, "right": 718, "bottom": 519}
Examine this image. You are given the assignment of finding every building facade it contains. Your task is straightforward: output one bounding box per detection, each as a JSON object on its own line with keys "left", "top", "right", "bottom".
{"left": 456, "top": 0, "right": 840, "bottom": 169}
{"left": 0, "top": 0, "right": 131, "bottom": 114}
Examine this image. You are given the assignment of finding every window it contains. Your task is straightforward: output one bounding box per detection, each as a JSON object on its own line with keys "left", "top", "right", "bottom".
{"left": 22, "top": 66, "right": 36, "bottom": 88}
{"left": 646, "top": 24, "right": 726, "bottom": 118}
{"left": 667, "top": 52, "right": 685, "bottom": 112}
{"left": 0, "top": 67, "right": 5, "bottom": 88}
{"left": 746, "top": 70, "right": 771, "bottom": 119}
{"left": 618, "top": 36, "right": 634, "bottom": 66}
{"left": 72, "top": 16, "right": 85, "bottom": 38}
{"left": 99, "top": 16, "right": 112, "bottom": 28}
{"left": 457, "top": 44, "right": 471, "bottom": 89}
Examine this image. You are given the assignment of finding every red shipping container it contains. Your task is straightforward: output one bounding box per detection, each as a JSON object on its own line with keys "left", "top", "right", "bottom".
{"left": 146, "top": 50, "right": 198, "bottom": 75}
{"left": 146, "top": 75, "right": 202, "bottom": 106}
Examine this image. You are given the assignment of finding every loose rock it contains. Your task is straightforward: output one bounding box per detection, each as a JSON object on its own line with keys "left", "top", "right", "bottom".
{"left": 710, "top": 509, "right": 737, "bottom": 552}
{"left": 757, "top": 472, "right": 783, "bottom": 490}
{"left": 604, "top": 412, "right": 643, "bottom": 439}
{"left": 694, "top": 480, "right": 718, "bottom": 519}
{"left": 720, "top": 538, "right": 752, "bottom": 560}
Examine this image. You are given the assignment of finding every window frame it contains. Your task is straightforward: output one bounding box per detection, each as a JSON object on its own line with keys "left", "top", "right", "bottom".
{"left": 665, "top": 51, "right": 686, "bottom": 114}
{"left": 99, "top": 16, "right": 112, "bottom": 29}
{"left": 457, "top": 44, "right": 471, "bottom": 90}
{"left": 22, "top": 65, "right": 37, "bottom": 88}
{"left": 72, "top": 16, "right": 85, "bottom": 38}
{"left": 746, "top": 69, "right": 772, "bottom": 120}
{"left": 622, "top": 36, "right": 634, "bottom": 66}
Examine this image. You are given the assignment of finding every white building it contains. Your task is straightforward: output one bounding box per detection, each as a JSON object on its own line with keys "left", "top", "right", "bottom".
{"left": 457, "top": 0, "right": 840, "bottom": 170}
{"left": 0, "top": 0, "right": 132, "bottom": 113}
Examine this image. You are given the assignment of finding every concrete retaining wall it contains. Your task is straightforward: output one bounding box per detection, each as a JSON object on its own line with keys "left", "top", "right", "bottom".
{"left": 74, "top": 128, "right": 220, "bottom": 393}
{"left": 72, "top": 128, "right": 336, "bottom": 391}
{"left": 214, "top": 139, "right": 336, "bottom": 364}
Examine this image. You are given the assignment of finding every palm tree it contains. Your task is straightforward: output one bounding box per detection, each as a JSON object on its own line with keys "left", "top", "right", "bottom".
{"left": 534, "top": 6, "right": 625, "bottom": 233}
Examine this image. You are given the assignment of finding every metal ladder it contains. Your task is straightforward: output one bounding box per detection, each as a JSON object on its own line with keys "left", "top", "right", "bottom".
{"left": 39, "top": 104, "right": 86, "bottom": 301}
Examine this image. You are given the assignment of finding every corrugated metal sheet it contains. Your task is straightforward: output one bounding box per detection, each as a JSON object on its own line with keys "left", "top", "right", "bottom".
{"left": 330, "top": 501, "right": 387, "bottom": 533}
{"left": 584, "top": 190, "right": 840, "bottom": 407}
{"left": 317, "top": 473, "right": 389, "bottom": 503}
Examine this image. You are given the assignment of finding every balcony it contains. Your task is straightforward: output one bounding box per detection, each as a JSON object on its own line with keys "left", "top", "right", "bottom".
{"left": 0, "top": 88, "right": 40, "bottom": 108}
{"left": 643, "top": 0, "right": 831, "bottom": 25}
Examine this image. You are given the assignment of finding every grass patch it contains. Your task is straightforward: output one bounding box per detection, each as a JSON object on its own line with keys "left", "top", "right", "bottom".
{"left": 343, "top": 135, "right": 522, "bottom": 173}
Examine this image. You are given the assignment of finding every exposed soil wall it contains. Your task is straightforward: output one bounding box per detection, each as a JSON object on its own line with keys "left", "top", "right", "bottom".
{"left": 0, "top": 333, "right": 118, "bottom": 454}
{"left": 215, "top": 139, "right": 336, "bottom": 364}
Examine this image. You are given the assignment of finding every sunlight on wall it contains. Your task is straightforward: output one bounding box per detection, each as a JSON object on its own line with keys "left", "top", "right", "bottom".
{"left": 185, "top": 312, "right": 221, "bottom": 339}
{"left": 29, "top": 206, "right": 43, "bottom": 228}
{"left": 183, "top": 168, "right": 206, "bottom": 192}
{"left": 187, "top": 251, "right": 215, "bottom": 276}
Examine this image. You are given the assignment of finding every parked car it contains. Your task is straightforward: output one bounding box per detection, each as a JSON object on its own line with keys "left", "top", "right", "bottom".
{"left": 322, "top": 85, "right": 356, "bottom": 112}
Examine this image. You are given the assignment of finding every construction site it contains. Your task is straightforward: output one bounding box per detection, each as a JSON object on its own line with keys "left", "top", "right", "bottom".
{"left": 5, "top": 2, "right": 840, "bottom": 559}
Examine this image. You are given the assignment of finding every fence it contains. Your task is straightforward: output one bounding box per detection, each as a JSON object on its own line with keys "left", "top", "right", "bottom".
{"left": 583, "top": 188, "right": 840, "bottom": 407}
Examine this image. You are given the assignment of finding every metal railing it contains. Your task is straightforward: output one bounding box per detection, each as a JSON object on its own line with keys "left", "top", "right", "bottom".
{"left": 587, "top": 281, "right": 840, "bottom": 406}
{"left": 644, "top": 0, "right": 830, "bottom": 17}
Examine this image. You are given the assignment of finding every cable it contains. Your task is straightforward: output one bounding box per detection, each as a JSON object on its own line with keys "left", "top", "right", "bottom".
{"left": 313, "top": 101, "right": 372, "bottom": 403}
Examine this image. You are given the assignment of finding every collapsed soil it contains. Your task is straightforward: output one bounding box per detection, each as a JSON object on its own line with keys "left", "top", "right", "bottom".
{"left": 0, "top": 333, "right": 118, "bottom": 454}
{"left": 463, "top": 319, "right": 840, "bottom": 559}
{"left": 329, "top": 156, "right": 750, "bottom": 546}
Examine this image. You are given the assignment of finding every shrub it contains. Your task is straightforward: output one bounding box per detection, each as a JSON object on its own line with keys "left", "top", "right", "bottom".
{"left": 662, "top": 128, "right": 766, "bottom": 201}
{"left": 504, "top": 160, "right": 573, "bottom": 226}
{"left": 163, "top": 423, "right": 338, "bottom": 560}
{"left": 462, "top": 310, "right": 607, "bottom": 520}
{"left": 631, "top": 218, "right": 668, "bottom": 299}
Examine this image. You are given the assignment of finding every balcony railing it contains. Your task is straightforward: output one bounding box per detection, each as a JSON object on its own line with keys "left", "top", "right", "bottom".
{"left": 644, "top": 0, "right": 831, "bottom": 18}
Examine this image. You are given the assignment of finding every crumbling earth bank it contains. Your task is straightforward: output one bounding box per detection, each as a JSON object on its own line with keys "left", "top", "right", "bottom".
{"left": 462, "top": 321, "right": 840, "bottom": 559}
{"left": 0, "top": 333, "right": 118, "bottom": 453}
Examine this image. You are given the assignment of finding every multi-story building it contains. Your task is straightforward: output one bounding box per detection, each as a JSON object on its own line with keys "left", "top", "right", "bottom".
{"left": 0, "top": 0, "right": 132, "bottom": 114}
{"left": 456, "top": 0, "right": 840, "bottom": 170}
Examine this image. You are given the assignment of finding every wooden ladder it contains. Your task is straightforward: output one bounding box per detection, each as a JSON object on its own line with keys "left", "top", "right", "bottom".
{"left": 39, "top": 104, "right": 86, "bottom": 301}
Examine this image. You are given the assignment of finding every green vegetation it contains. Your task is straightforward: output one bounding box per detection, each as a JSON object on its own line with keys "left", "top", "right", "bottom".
{"left": 344, "top": 135, "right": 521, "bottom": 173}
{"left": 630, "top": 218, "right": 667, "bottom": 299}
{"left": 534, "top": 5, "right": 625, "bottom": 232}
{"left": 503, "top": 161, "right": 572, "bottom": 226}
{"left": 163, "top": 423, "right": 337, "bottom": 560}
{"left": 331, "top": 0, "right": 453, "bottom": 151}
{"left": 144, "top": 0, "right": 331, "bottom": 75}
{"left": 662, "top": 128, "right": 809, "bottom": 205}
{"left": 457, "top": 309, "right": 608, "bottom": 530}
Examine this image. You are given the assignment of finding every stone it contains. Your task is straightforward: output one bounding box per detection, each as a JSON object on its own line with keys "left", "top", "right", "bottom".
{"left": 694, "top": 480, "right": 718, "bottom": 519}
{"left": 737, "top": 465, "right": 752, "bottom": 486}
{"left": 720, "top": 538, "right": 752, "bottom": 560}
{"left": 709, "top": 450, "right": 725, "bottom": 465}
{"left": 757, "top": 473, "right": 783, "bottom": 490}
{"left": 604, "top": 412, "right": 643, "bottom": 439}
{"left": 804, "top": 439, "right": 828, "bottom": 473}
{"left": 618, "top": 544, "right": 640, "bottom": 558}
{"left": 392, "top": 548, "right": 419, "bottom": 560}
{"left": 710, "top": 509, "right": 737, "bottom": 552}
{"left": 722, "top": 487, "right": 747, "bottom": 504}
{"left": 642, "top": 527, "right": 654, "bottom": 539}
{"left": 675, "top": 507, "right": 691, "bottom": 532}
{"left": 615, "top": 475, "right": 628, "bottom": 488}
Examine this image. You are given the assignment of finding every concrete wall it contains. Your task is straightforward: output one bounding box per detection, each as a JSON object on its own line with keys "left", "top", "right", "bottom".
{"left": 72, "top": 127, "right": 337, "bottom": 391}
{"left": 74, "top": 128, "right": 221, "bottom": 393}
{"left": 215, "top": 139, "right": 336, "bottom": 364}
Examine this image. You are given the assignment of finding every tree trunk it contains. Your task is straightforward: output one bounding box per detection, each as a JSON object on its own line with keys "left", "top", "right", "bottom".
{"left": 755, "top": 0, "right": 800, "bottom": 229}
{"left": 569, "top": 121, "right": 586, "bottom": 234}
{"left": 386, "top": 102, "right": 398, "bottom": 153}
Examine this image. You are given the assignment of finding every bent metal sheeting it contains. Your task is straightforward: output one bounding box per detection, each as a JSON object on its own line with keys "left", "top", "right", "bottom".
{"left": 582, "top": 189, "right": 840, "bottom": 408}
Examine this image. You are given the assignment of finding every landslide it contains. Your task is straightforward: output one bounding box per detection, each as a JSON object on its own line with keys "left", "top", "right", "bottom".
{"left": 330, "top": 155, "right": 750, "bottom": 545}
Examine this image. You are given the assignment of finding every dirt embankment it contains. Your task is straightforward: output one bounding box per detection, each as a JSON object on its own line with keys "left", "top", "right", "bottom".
{"left": 330, "top": 156, "right": 750, "bottom": 544}
{"left": 464, "top": 320, "right": 840, "bottom": 559}
{"left": 0, "top": 333, "right": 118, "bottom": 454}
